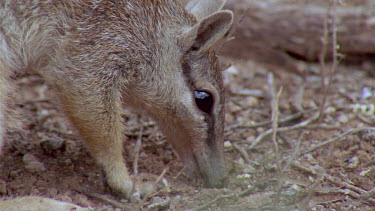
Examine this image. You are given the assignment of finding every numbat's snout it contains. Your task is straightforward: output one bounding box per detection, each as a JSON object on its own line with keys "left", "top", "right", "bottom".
{"left": 0, "top": 0, "right": 233, "bottom": 198}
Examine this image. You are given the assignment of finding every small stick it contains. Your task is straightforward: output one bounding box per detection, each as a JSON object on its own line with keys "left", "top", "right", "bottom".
{"left": 361, "top": 188, "right": 375, "bottom": 201}
{"left": 271, "top": 87, "right": 283, "bottom": 158}
{"left": 225, "top": 108, "right": 317, "bottom": 132}
{"left": 319, "top": 0, "right": 341, "bottom": 121}
{"left": 356, "top": 114, "right": 375, "bottom": 125}
{"left": 131, "top": 127, "right": 143, "bottom": 196}
{"left": 248, "top": 112, "right": 319, "bottom": 150}
{"left": 77, "top": 188, "right": 132, "bottom": 210}
{"left": 192, "top": 185, "right": 257, "bottom": 211}
{"left": 173, "top": 164, "right": 189, "bottom": 181}
{"left": 305, "top": 124, "right": 341, "bottom": 130}
{"left": 317, "top": 0, "right": 330, "bottom": 121}
{"left": 300, "top": 127, "right": 375, "bottom": 155}
{"left": 293, "top": 84, "right": 304, "bottom": 112}
{"left": 232, "top": 142, "right": 252, "bottom": 164}
{"left": 283, "top": 131, "right": 305, "bottom": 173}
{"left": 139, "top": 167, "right": 168, "bottom": 206}
{"left": 291, "top": 161, "right": 375, "bottom": 205}
{"left": 301, "top": 167, "right": 325, "bottom": 207}
{"left": 268, "top": 72, "right": 283, "bottom": 209}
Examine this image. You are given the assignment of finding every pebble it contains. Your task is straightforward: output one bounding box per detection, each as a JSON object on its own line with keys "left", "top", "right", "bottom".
{"left": 236, "top": 173, "right": 251, "bottom": 179}
{"left": 242, "top": 96, "right": 259, "bottom": 108}
{"left": 344, "top": 156, "right": 359, "bottom": 169}
{"left": 223, "top": 141, "right": 232, "bottom": 148}
{"left": 311, "top": 205, "right": 325, "bottom": 211}
{"left": 22, "top": 154, "right": 46, "bottom": 173}
{"left": 236, "top": 157, "right": 245, "bottom": 165}
{"left": 245, "top": 136, "right": 255, "bottom": 143}
{"left": 0, "top": 179, "right": 6, "bottom": 194}
{"left": 256, "top": 127, "right": 264, "bottom": 134}
{"left": 359, "top": 169, "right": 371, "bottom": 176}
{"left": 243, "top": 164, "right": 256, "bottom": 174}
{"left": 47, "top": 188, "right": 58, "bottom": 197}
{"left": 9, "top": 170, "right": 19, "bottom": 178}
{"left": 139, "top": 152, "right": 148, "bottom": 158}
{"left": 225, "top": 113, "right": 234, "bottom": 123}
{"left": 337, "top": 114, "right": 349, "bottom": 124}
{"left": 324, "top": 106, "right": 336, "bottom": 114}
{"left": 30, "top": 188, "right": 40, "bottom": 195}
{"left": 58, "top": 194, "right": 73, "bottom": 203}
{"left": 73, "top": 194, "right": 91, "bottom": 208}
{"left": 228, "top": 102, "right": 242, "bottom": 113}
{"left": 40, "top": 138, "right": 66, "bottom": 155}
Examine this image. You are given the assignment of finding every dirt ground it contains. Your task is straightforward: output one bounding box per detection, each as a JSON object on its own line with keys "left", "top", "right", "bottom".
{"left": 1, "top": 2, "right": 375, "bottom": 211}
{"left": 1, "top": 55, "right": 374, "bottom": 210}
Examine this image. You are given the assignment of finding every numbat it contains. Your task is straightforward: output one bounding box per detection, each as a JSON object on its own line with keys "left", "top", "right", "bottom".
{"left": 0, "top": 0, "right": 233, "bottom": 198}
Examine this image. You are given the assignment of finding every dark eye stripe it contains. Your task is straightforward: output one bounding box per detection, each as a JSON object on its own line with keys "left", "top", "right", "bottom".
{"left": 194, "top": 90, "right": 213, "bottom": 114}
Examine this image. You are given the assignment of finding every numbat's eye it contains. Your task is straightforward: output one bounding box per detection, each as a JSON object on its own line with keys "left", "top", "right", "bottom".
{"left": 194, "top": 90, "right": 213, "bottom": 114}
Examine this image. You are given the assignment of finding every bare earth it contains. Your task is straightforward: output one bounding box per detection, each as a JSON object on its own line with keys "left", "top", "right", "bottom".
{"left": 1, "top": 54, "right": 374, "bottom": 210}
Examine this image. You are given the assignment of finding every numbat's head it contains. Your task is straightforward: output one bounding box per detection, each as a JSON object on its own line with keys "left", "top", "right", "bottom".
{"left": 124, "top": 0, "right": 233, "bottom": 187}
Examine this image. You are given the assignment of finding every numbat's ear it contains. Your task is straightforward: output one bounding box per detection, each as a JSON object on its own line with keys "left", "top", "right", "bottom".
{"left": 181, "top": 10, "right": 233, "bottom": 53}
{"left": 186, "top": 0, "right": 227, "bottom": 21}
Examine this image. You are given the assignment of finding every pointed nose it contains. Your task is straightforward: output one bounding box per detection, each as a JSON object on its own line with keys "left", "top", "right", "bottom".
{"left": 205, "top": 172, "right": 227, "bottom": 188}
{"left": 197, "top": 152, "right": 227, "bottom": 188}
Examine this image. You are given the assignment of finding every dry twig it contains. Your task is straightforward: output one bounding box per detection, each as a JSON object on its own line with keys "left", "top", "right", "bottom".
{"left": 317, "top": 1, "right": 330, "bottom": 121}
{"left": 318, "top": 0, "right": 341, "bottom": 121}
{"left": 293, "top": 84, "right": 305, "bottom": 112}
{"left": 232, "top": 142, "right": 252, "bottom": 164}
{"left": 248, "top": 112, "right": 319, "bottom": 150}
{"left": 283, "top": 131, "right": 305, "bottom": 173}
{"left": 225, "top": 108, "right": 318, "bottom": 140}
{"left": 192, "top": 185, "right": 257, "bottom": 211}
{"left": 131, "top": 127, "right": 143, "bottom": 197}
{"left": 77, "top": 188, "right": 132, "bottom": 210}
{"left": 267, "top": 72, "right": 283, "bottom": 209}
{"left": 300, "top": 127, "right": 375, "bottom": 155}
{"left": 291, "top": 161, "right": 375, "bottom": 205}
{"left": 139, "top": 168, "right": 169, "bottom": 207}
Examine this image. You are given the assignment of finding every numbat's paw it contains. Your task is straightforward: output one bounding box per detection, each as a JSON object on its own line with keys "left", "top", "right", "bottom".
{"left": 132, "top": 173, "right": 166, "bottom": 198}
{"left": 104, "top": 172, "right": 165, "bottom": 201}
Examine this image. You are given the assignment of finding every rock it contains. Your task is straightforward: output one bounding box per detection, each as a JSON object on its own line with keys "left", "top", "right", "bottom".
{"left": 337, "top": 114, "right": 349, "bottom": 124}
{"left": 25, "top": 162, "right": 46, "bottom": 173}
{"left": 47, "top": 188, "right": 58, "bottom": 198}
{"left": 30, "top": 188, "right": 40, "bottom": 195}
{"left": 243, "top": 164, "right": 256, "bottom": 174}
{"left": 237, "top": 173, "right": 251, "bottom": 179}
{"left": 40, "top": 137, "right": 66, "bottom": 155}
{"left": 245, "top": 136, "right": 255, "bottom": 143}
{"left": 242, "top": 96, "right": 259, "bottom": 108}
{"left": 223, "top": 141, "right": 232, "bottom": 148}
{"left": 228, "top": 102, "right": 242, "bottom": 113}
{"left": 22, "top": 154, "right": 46, "bottom": 173}
{"left": 324, "top": 106, "right": 336, "bottom": 114}
{"left": 343, "top": 156, "right": 359, "bottom": 169}
{"left": 0, "top": 179, "right": 7, "bottom": 194}
{"left": 58, "top": 194, "right": 73, "bottom": 203}
{"left": 73, "top": 194, "right": 91, "bottom": 208}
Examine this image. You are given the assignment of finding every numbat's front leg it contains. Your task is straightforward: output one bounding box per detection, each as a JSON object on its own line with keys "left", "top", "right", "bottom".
{"left": 53, "top": 77, "right": 133, "bottom": 198}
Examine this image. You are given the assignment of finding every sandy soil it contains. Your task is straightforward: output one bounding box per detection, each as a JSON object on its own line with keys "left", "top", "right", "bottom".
{"left": 1, "top": 56, "right": 374, "bottom": 210}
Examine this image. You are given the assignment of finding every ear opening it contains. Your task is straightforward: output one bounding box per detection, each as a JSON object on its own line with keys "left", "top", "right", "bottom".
{"left": 191, "top": 10, "right": 233, "bottom": 53}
